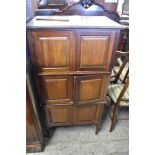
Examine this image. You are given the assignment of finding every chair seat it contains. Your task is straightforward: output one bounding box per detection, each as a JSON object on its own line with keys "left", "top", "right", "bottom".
{"left": 117, "top": 57, "right": 123, "bottom": 67}
{"left": 108, "top": 84, "right": 129, "bottom": 107}
{"left": 113, "top": 67, "right": 128, "bottom": 82}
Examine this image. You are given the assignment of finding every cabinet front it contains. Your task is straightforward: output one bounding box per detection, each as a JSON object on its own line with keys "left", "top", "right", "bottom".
{"left": 31, "top": 31, "right": 75, "bottom": 72}
{"left": 39, "top": 75, "right": 73, "bottom": 104}
{"left": 44, "top": 105, "right": 73, "bottom": 127}
{"left": 76, "top": 31, "right": 115, "bottom": 71}
{"left": 75, "top": 104, "right": 103, "bottom": 123}
{"left": 74, "top": 74, "right": 110, "bottom": 105}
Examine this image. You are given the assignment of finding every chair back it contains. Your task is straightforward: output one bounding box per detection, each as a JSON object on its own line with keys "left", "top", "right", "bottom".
{"left": 113, "top": 51, "right": 129, "bottom": 83}
{"left": 117, "top": 77, "right": 129, "bottom": 105}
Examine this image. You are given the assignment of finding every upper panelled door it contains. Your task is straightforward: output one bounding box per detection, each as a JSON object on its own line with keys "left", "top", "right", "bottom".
{"left": 31, "top": 31, "right": 75, "bottom": 72}
{"left": 74, "top": 74, "right": 110, "bottom": 105}
{"left": 76, "top": 31, "right": 115, "bottom": 71}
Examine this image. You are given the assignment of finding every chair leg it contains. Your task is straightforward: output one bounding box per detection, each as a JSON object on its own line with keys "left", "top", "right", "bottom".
{"left": 110, "top": 105, "right": 119, "bottom": 132}
{"left": 110, "top": 112, "right": 117, "bottom": 132}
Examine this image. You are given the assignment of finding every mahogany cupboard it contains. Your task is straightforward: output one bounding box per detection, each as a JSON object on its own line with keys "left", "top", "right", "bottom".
{"left": 27, "top": 16, "right": 125, "bottom": 134}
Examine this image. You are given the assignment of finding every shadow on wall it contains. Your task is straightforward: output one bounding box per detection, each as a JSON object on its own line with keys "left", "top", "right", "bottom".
{"left": 26, "top": 0, "right": 33, "bottom": 22}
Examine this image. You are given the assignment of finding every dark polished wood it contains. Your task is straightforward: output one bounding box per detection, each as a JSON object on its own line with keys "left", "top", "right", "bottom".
{"left": 26, "top": 85, "right": 45, "bottom": 152}
{"left": 108, "top": 51, "right": 129, "bottom": 132}
{"left": 117, "top": 29, "right": 129, "bottom": 52}
{"left": 38, "top": 0, "right": 118, "bottom": 12}
{"left": 110, "top": 78, "right": 129, "bottom": 132}
{"left": 39, "top": 75, "right": 74, "bottom": 104}
{"left": 53, "top": 1, "right": 120, "bottom": 22}
{"left": 29, "top": 31, "right": 75, "bottom": 72}
{"left": 74, "top": 74, "right": 110, "bottom": 104}
{"left": 111, "top": 51, "right": 129, "bottom": 84}
{"left": 26, "top": 59, "right": 50, "bottom": 152}
{"left": 76, "top": 31, "right": 115, "bottom": 71}
{"left": 27, "top": 16, "right": 124, "bottom": 134}
{"left": 38, "top": 0, "right": 67, "bottom": 10}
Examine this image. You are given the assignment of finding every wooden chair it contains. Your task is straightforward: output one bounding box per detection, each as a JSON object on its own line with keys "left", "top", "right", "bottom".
{"left": 110, "top": 51, "right": 129, "bottom": 84}
{"left": 107, "top": 52, "right": 129, "bottom": 132}
{"left": 108, "top": 75, "right": 129, "bottom": 132}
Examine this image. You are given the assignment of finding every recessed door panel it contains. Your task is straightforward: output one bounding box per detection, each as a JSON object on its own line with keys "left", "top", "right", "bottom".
{"left": 75, "top": 104, "right": 102, "bottom": 123}
{"left": 44, "top": 105, "right": 73, "bottom": 127}
{"left": 80, "top": 36, "right": 109, "bottom": 66}
{"left": 77, "top": 105, "right": 97, "bottom": 121}
{"left": 40, "top": 37, "right": 68, "bottom": 67}
{"left": 45, "top": 79, "right": 67, "bottom": 100}
{"left": 40, "top": 75, "right": 73, "bottom": 104}
{"left": 32, "top": 31, "right": 75, "bottom": 72}
{"left": 74, "top": 74, "right": 110, "bottom": 104}
{"left": 76, "top": 31, "right": 115, "bottom": 71}
{"left": 79, "top": 79, "right": 102, "bottom": 101}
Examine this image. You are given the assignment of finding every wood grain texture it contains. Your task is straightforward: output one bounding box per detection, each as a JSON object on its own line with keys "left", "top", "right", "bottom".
{"left": 79, "top": 79, "right": 101, "bottom": 101}
{"left": 44, "top": 105, "right": 73, "bottom": 127}
{"left": 75, "top": 74, "right": 110, "bottom": 105}
{"left": 76, "top": 104, "right": 97, "bottom": 122}
{"left": 39, "top": 37, "right": 68, "bottom": 67}
{"left": 45, "top": 79, "right": 67, "bottom": 99}
{"left": 76, "top": 31, "right": 115, "bottom": 71}
{"left": 39, "top": 75, "right": 73, "bottom": 104}
{"left": 80, "top": 36, "right": 109, "bottom": 66}
{"left": 26, "top": 84, "right": 45, "bottom": 152}
{"left": 38, "top": 71, "right": 110, "bottom": 76}
{"left": 31, "top": 31, "right": 75, "bottom": 72}
{"left": 27, "top": 16, "right": 122, "bottom": 134}
{"left": 53, "top": 1, "right": 119, "bottom": 21}
{"left": 26, "top": 89, "right": 39, "bottom": 144}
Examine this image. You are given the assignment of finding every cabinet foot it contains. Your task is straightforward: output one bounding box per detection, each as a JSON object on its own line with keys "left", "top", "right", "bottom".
{"left": 95, "top": 123, "right": 101, "bottom": 135}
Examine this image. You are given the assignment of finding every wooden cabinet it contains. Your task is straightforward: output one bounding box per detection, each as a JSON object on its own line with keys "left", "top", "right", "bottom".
{"left": 27, "top": 16, "right": 124, "bottom": 134}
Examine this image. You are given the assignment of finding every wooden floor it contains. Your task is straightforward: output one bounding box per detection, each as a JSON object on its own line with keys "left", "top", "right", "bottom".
{"left": 27, "top": 103, "right": 129, "bottom": 155}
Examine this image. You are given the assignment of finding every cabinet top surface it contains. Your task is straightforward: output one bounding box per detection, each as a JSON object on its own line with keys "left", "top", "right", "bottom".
{"left": 26, "top": 16, "right": 127, "bottom": 29}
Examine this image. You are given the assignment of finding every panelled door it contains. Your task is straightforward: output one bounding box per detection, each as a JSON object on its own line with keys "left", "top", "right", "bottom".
{"left": 76, "top": 31, "right": 115, "bottom": 71}
{"left": 40, "top": 74, "right": 109, "bottom": 127}
{"left": 31, "top": 31, "right": 75, "bottom": 72}
{"left": 75, "top": 104, "right": 103, "bottom": 123}
{"left": 39, "top": 75, "right": 74, "bottom": 104}
{"left": 74, "top": 74, "right": 110, "bottom": 105}
{"left": 44, "top": 104, "right": 73, "bottom": 127}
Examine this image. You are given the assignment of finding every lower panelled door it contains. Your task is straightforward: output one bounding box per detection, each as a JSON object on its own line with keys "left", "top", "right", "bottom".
{"left": 43, "top": 104, "right": 73, "bottom": 127}
{"left": 74, "top": 73, "right": 109, "bottom": 123}
{"left": 75, "top": 103, "right": 104, "bottom": 124}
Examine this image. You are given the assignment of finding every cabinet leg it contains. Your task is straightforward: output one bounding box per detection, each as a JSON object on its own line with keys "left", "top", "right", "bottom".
{"left": 95, "top": 104, "right": 104, "bottom": 134}
{"left": 95, "top": 123, "right": 101, "bottom": 135}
